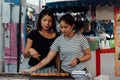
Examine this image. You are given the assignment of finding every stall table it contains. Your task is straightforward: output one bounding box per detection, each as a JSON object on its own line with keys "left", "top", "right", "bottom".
{"left": 0, "top": 73, "right": 74, "bottom": 80}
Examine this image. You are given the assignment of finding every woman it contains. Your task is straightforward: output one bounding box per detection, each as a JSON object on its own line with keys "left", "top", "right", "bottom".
{"left": 82, "top": 21, "right": 96, "bottom": 42}
{"left": 23, "top": 8, "right": 59, "bottom": 73}
{"left": 82, "top": 21, "right": 96, "bottom": 36}
{"left": 21, "top": 14, "right": 91, "bottom": 79}
{"left": 74, "top": 20, "right": 85, "bottom": 34}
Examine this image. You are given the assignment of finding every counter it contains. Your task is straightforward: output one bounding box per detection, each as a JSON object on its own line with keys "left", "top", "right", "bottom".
{"left": 96, "top": 48, "right": 115, "bottom": 76}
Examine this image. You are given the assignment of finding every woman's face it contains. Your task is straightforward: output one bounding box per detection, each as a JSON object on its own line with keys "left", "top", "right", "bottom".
{"left": 41, "top": 15, "right": 52, "bottom": 31}
{"left": 85, "top": 23, "right": 91, "bottom": 32}
{"left": 60, "top": 20, "right": 74, "bottom": 36}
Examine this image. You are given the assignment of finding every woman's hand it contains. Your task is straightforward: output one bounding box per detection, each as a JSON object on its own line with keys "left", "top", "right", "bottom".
{"left": 87, "top": 37, "right": 95, "bottom": 42}
{"left": 29, "top": 48, "right": 41, "bottom": 60}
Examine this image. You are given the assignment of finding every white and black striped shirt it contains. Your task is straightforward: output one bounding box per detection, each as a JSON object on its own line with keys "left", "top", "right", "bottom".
{"left": 50, "top": 33, "right": 90, "bottom": 73}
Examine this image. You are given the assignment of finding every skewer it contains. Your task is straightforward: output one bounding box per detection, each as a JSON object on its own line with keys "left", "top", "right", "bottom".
{"left": 30, "top": 72, "right": 69, "bottom": 77}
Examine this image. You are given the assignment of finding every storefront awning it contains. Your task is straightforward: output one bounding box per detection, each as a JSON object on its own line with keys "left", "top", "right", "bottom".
{"left": 46, "top": 0, "right": 119, "bottom": 13}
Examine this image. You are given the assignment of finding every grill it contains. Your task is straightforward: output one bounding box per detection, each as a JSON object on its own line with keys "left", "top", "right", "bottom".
{"left": 0, "top": 73, "right": 74, "bottom": 80}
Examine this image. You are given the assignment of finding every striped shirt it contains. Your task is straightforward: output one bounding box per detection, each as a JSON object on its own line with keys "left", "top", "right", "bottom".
{"left": 50, "top": 33, "right": 90, "bottom": 73}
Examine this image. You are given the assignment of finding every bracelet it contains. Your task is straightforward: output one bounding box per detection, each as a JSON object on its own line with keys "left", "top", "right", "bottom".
{"left": 76, "top": 58, "right": 80, "bottom": 64}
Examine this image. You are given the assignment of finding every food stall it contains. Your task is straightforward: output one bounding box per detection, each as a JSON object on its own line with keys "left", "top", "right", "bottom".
{"left": 1, "top": 0, "right": 120, "bottom": 80}
{"left": 45, "top": 0, "right": 118, "bottom": 80}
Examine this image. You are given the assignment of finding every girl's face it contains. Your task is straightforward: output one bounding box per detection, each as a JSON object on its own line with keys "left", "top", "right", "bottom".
{"left": 41, "top": 15, "right": 52, "bottom": 31}
{"left": 60, "top": 20, "right": 74, "bottom": 37}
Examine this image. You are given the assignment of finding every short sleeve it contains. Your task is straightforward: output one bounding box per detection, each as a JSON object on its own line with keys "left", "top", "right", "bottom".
{"left": 27, "top": 30, "right": 36, "bottom": 40}
{"left": 80, "top": 35, "right": 90, "bottom": 50}
{"left": 50, "top": 36, "right": 60, "bottom": 52}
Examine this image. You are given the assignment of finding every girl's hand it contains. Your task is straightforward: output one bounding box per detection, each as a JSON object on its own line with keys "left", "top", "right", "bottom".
{"left": 29, "top": 48, "right": 41, "bottom": 60}
{"left": 20, "top": 69, "right": 35, "bottom": 74}
{"left": 69, "top": 58, "right": 78, "bottom": 67}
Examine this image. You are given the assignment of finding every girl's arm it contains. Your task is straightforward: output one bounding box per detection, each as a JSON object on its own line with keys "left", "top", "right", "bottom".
{"left": 69, "top": 48, "right": 91, "bottom": 67}
{"left": 55, "top": 52, "right": 61, "bottom": 73}
{"left": 21, "top": 49, "right": 57, "bottom": 73}
{"left": 79, "top": 48, "right": 91, "bottom": 62}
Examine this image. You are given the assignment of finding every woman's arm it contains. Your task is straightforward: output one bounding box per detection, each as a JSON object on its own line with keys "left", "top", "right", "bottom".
{"left": 21, "top": 49, "right": 57, "bottom": 73}
{"left": 24, "top": 38, "right": 33, "bottom": 58}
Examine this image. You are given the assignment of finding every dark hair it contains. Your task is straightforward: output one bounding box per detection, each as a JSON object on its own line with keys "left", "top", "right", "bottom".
{"left": 59, "top": 14, "right": 75, "bottom": 26}
{"left": 74, "top": 20, "right": 85, "bottom": 33}
{"left": 36, "top": 9, "right": 57, "bottom": 32}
